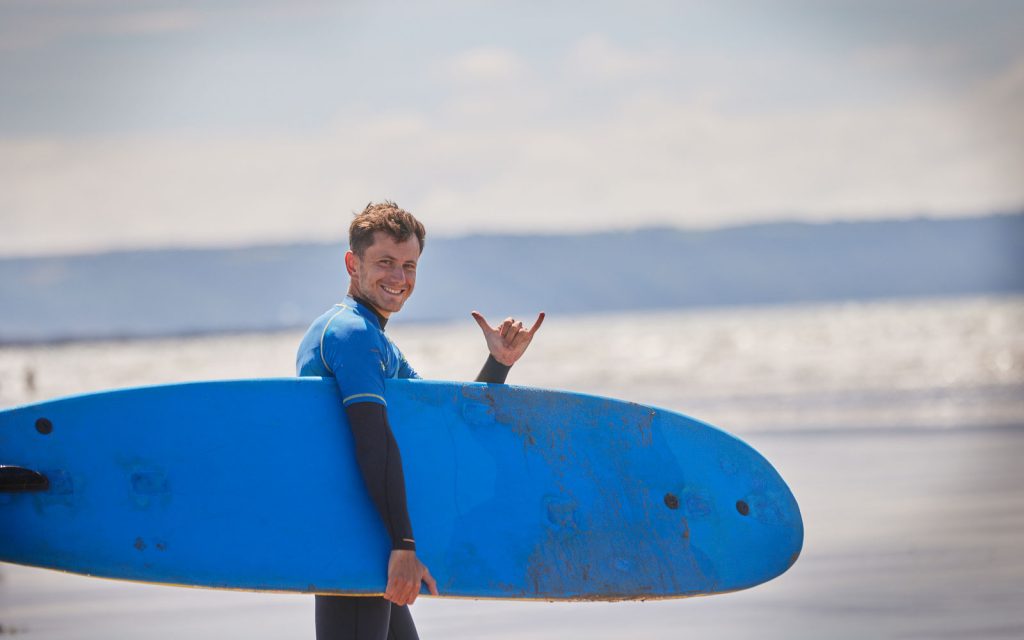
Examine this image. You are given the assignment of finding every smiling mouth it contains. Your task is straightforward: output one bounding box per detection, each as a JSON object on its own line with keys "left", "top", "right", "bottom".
{"left": 381, "top": 285, "right": 405, "bottom": 296}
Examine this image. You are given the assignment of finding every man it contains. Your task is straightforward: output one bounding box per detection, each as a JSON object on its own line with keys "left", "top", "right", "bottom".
{"left": 296, "top": 201, "right": 544, "bottom": 640}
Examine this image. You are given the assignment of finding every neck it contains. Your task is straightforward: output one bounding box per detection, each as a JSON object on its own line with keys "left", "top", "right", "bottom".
{"left": 348, "top": 290, "right": 389, "bottom": 329}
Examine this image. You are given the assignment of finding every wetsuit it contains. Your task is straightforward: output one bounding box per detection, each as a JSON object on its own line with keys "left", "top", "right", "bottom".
{"left": 297, "top": 295, "right": 509, "bottom": 640}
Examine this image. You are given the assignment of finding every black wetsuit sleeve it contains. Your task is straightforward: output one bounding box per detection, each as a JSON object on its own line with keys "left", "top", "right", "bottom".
{"left": 476, "top": 354, "right": 511, "bottom": 384}
{"left": 344, "top": 355, "right": 510, "bottom": 552}
{"left": 344, "top": 402, "right": 416, "bottom": 551}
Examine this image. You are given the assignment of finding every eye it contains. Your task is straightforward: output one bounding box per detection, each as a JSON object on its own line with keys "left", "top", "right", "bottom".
{"left": 404, "top": 263, "right": 417, "bottom": 271}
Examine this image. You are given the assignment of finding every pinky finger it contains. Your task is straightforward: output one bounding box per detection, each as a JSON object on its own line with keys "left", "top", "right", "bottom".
{"left": 529, "top": 312, "right": 546, "bottom": 333}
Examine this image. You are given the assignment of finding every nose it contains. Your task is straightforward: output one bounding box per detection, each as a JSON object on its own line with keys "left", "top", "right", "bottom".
{"left": 387, "top": 264, "right": 410, "bottom": 286}
{"left": 393, "top": 264, "right": 413, "bottom": 286}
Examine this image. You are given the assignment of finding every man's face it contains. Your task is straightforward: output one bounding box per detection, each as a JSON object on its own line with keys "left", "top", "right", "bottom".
{"left": 346, "top": 231, "right": 420, "bottom": 318}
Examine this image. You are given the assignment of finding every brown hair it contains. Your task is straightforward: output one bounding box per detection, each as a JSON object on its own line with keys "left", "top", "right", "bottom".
{"left": 348, "top": 201, "right": 426, "bottom": 256}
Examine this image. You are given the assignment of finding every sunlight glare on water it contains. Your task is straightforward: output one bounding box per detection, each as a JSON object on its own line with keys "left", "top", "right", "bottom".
{"left": 1, "top": 295, "right": 1022, "bottom": 433}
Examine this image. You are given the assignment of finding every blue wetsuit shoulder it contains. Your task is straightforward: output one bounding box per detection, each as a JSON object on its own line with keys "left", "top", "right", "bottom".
{"left": 296, "top": 298, "right": 419, "bottom": 404}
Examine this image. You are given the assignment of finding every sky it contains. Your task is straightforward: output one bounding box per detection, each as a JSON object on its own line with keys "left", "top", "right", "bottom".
{"left": 1, "top": 0, "right": 1022, "bottom": 256}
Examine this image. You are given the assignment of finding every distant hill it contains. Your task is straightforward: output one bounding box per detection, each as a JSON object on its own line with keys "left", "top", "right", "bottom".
{"left": 2, "top": 213, "right": 1022, "bottom": 343}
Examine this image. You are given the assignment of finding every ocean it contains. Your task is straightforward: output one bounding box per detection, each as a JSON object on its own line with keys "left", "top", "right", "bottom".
{"left": 2, "top": 295, "right": 1023, "bottom": 638}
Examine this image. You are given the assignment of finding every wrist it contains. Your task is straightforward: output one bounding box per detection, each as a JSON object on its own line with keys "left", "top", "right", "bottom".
{"left": 477, "top": 354, "right": 512, "bottom": 384}
{"left": 489, "top": 353, "right": 515, "bottom": 367}
{"left": 392, "top": 538, "right": 416, "bottom": 552}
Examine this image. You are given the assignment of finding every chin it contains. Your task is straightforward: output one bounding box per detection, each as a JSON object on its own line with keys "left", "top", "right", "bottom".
{"left": 379, "top": 297, "right": 409, "bottom": 314}
{"left": 380, "top": 293, "right": 412, "bottom": 312}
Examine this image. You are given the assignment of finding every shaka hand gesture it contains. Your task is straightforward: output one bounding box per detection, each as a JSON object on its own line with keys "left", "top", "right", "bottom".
{"left": 471, "top": 311, "right": 545, "bottom": 367}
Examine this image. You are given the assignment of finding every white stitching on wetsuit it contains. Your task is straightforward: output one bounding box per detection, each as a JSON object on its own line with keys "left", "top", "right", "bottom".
{"left": 319, "top": 304, "right": 349, "bottom": 374}
{"left": 342, "top": 392, "right": 387, "bottom": 405}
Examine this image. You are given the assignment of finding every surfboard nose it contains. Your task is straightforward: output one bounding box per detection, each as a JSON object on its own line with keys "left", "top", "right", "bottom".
{"left": 724, "top": 459, "right": 804, "bottom": 586}
{"left": 650, "top": 416, "right": 804, "bottom": 593}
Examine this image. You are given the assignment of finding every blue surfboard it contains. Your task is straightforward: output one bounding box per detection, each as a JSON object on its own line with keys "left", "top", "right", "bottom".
{"left": 0, "top": 379, "right": 802, "bottom": 600}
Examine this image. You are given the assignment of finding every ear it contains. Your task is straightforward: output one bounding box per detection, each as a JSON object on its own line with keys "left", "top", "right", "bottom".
{"left": 344, "top": 250, "right": 358, "bottom": 277}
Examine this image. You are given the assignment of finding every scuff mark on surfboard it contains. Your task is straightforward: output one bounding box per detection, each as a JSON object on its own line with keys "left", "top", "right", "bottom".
{"left": 513, "top": 422, "right": 537, "bottom": 448}
{"left": 635, "top": 409, "right": 655, "bottom": 446}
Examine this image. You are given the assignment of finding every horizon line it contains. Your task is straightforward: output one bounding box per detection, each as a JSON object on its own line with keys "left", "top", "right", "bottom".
{"left": 2, "top": 209, "right": 1021, "bottom": 262}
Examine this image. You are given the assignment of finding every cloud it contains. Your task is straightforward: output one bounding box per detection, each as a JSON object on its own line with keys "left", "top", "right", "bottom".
{"left": 0, "top": 4, "right": 204, "bottom": 51}
{"left": 851, "top": 42, "right": 966, "bottom": 74}
{"left": 442, "top": 47, "right": 527, "bottom": 84}
{"left": 430, "top": 47, "right": 547, "bottom": 123}
{"left": 1, "top": 83, "right": 1021, "bottom": 257}
{"left": 982, "top": 55, "right": 1024, "bottom": 107}
{"left": 564, "top": 34, "right": 672, "bottom": 82}
{"left": 1, "top": 4, "right": 1021, "bottom": 255}
{"left": 0, "top": 0, "right": 335, "bottom": 51}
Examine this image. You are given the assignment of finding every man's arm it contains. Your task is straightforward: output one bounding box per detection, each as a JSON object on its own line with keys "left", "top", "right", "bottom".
{"left": 475, "top": 354, "right": 511, "bottom": 384}
{"left": 344, "top": 401, "right": 437, "bottom": 605}
{"left": 344, "top": 402, "right": 416, "bottom": 550}
{"left": 322, "top": 324, "right": 435, "bottom": 605}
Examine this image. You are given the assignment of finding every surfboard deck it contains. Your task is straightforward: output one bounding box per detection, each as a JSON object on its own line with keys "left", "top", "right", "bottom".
{"left": 0, "top": 379, "right": 802, "bottom": 601}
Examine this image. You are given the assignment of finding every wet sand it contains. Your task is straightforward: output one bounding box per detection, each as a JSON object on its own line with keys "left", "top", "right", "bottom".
{"left": 3, "top": 424, "right": 1023, "bottom": 639}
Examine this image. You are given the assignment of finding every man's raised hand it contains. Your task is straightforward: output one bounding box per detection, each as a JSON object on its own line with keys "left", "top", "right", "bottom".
{"left": 471, "top": 311, "right": 545, "bottom": 367}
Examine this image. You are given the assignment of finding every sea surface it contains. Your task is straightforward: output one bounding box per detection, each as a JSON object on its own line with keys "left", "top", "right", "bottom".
{"left": 2, "top": 295, "right": 1023, "bottom": 639}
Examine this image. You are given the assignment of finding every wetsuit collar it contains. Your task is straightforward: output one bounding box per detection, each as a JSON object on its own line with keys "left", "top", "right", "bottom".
{"left": 349, "top": 294, "right": 389, "bottom": 330}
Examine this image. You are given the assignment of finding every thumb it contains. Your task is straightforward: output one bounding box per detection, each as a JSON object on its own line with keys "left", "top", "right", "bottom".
{"left": 424, "top": 569, "right": 439, "bottom": 596}
{"left": 471, "top": 311, "right": 492, "bottom": 332}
